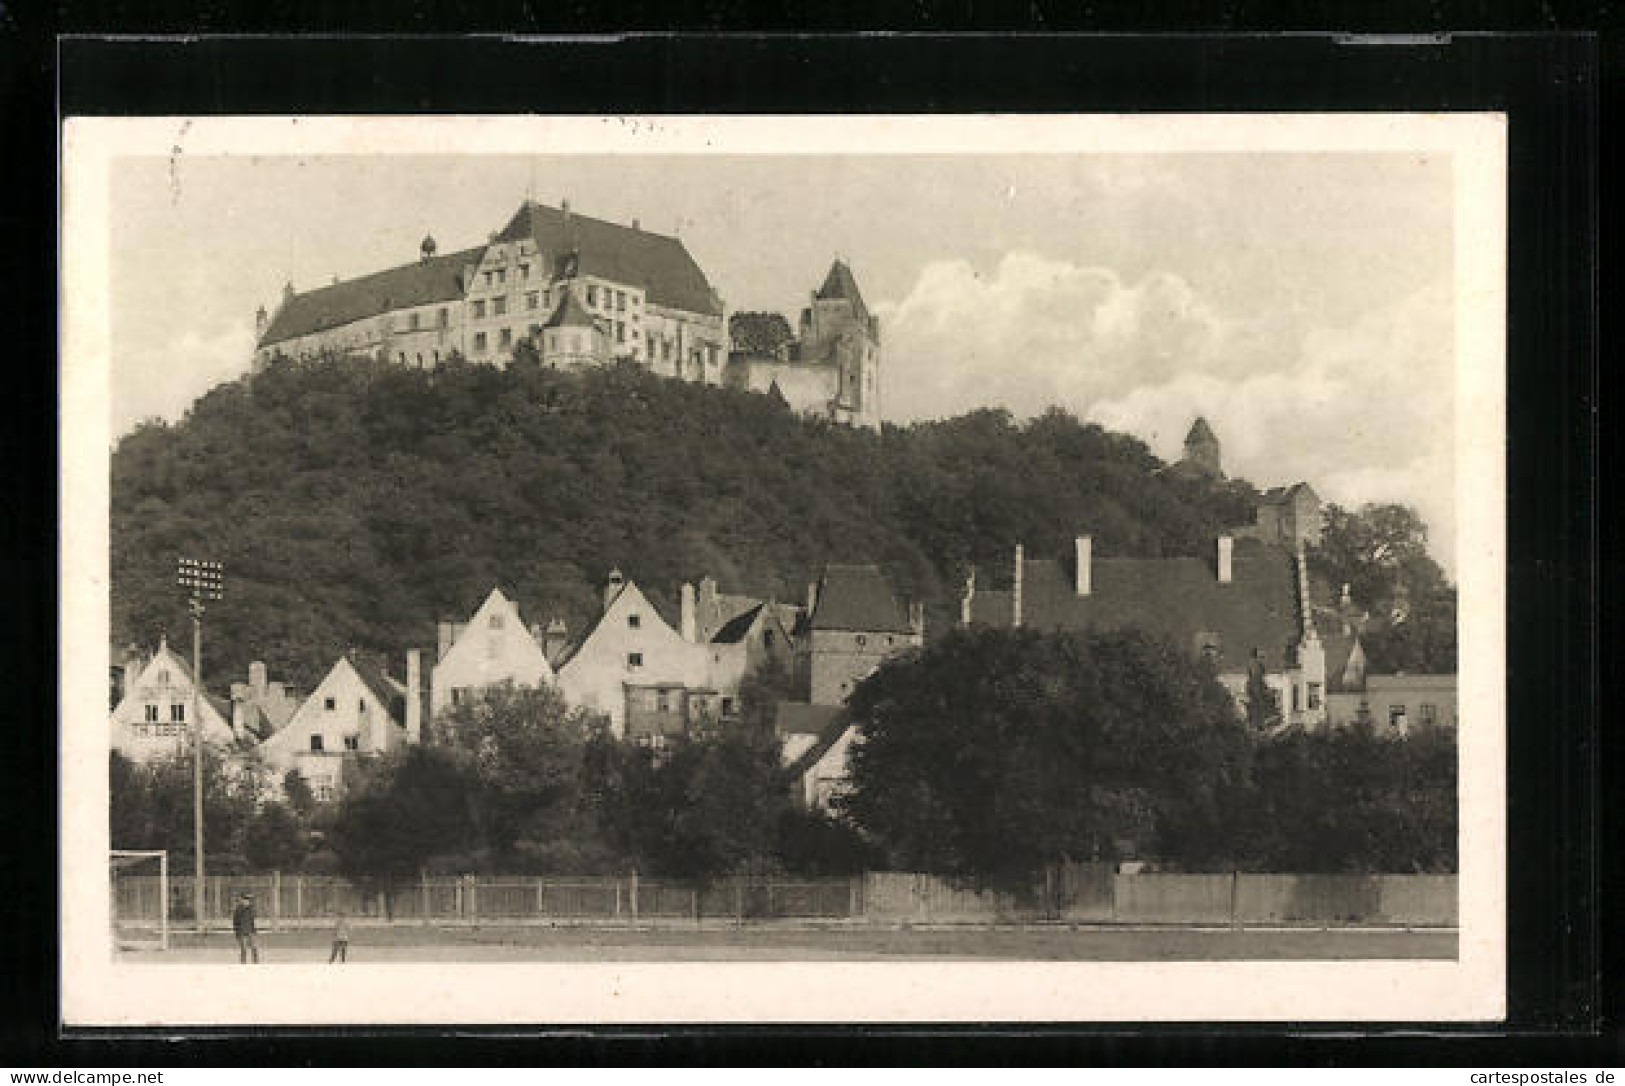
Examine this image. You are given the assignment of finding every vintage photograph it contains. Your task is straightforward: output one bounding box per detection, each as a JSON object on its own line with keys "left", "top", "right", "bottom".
{"left": 60, "top": 115, "right": 1505, "bottom": 1024}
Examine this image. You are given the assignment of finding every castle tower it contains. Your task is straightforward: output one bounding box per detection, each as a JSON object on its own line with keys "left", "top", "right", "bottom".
{"left": 801, "top": 259, "right": 881, "bottom": 431}
{"left": 1181, "top": 416, "right": 1223, "bottom": 478}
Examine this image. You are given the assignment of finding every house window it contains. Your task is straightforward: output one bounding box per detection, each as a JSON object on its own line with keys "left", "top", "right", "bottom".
{"left": 1420, "top": 703, "right": 1438, "bottom": 726}
{"left": 528, "top": 323, "right": 540, "bottom": 338}
{"left": 490, "top": 614, "right": 504, "bottom": 630}
{"left": 855, "top": 635, "right": 868, "bottom": 647}
{"left": 1291, "top": 685, "right": 1301, "bottom": 712}
{"left": 616, "top": 321, "right": 625, "bottom": 343}
{"left": 473, "top": 300, "right": 486, "bottom": 319}
{"left": 1307, "top": 682, "right": 1323, "bottom": 710}
{"left": 494, "top": 296, "right": 507, "bottom": 316}
{"left": 627, "top": 614, "right": 641, "bottom": 629}
{"left": 438, "top": 307, "right": 448, "bottom": 327}
{"left": 646, "top": 333, "right": 656, "bottom": 357}
{"left": 473, "top": 332, "right": 487, "bottom": 352}
{"left": 656, "top": 691, "right": 670, "bottom": 714}
{"left": 358, "top": 698, "right": 366, "bottom": 712}
{"left": 170, "top": 703, "right": 185, "bottom": 723}
{"left": 344, "top": 735, "right": 360, "bottom": 751}
{"left": 324, "top": 696, "right": 336, "bottom": 711}
{"left": 526, "top": 291, "right": 539, "bottom": 310}
{"left": 310, "top": 734, "right": 324, "bottom": 752}
{"left": 397, "top": 352, "right": 406, "bottom": 364}
{"left": 519, "top": 263, "right": 530, "bottom": 280}
{"left": 721, "top": 696, "right": 737, "bottom": 716}
{"left": 496, "top": 269, "right": 506, "bottom": 285}
{"left": 312, "top": 781, "right": 334, "bottom": 803}
{"left": 416, "top": 353, "right": 423, "bottom": 366}
{"left": 157, "top": 670, "right": 169, "bottom": 684}
{"left": 627, "top": 652, "right": 643, "bottom": 669}
{"left": 409, "top": 312, "right": 420, "bottom": 331}
{"left": 500, "top": 328, "right": 513, "bottom": 348}
{"left": 144, "top": 704, "right": 159, "bottom": 723}
{"left": 450, "top": 688, "right": 466, "bottom": 707}
{"left": 1388, "top": 705, "right": 1408, "bottom": 730}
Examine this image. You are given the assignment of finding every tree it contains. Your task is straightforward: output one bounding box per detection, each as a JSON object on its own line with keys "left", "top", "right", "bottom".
{"left": 433, "top": 683, "right": 612, "bottom": 869}
{"left": 728, "top": 311, "right": 794, "bottom": 355}
{"left": 328, "top": 745, "right": 476, "bottom": 900}
{"left": 775, "top": 808, "right": 883, "bottom": 876}
{"left": 587, "top": 724, "right": 791, "bottom": 882}
{"left": 1242, "top": 656, "right": 1281, "bottom": 732}
{"left": 243, "top": 801, "right": 309, "bottom": 871}
{"left": 282, "top": 769, "right": 316, "bottom": 817}
{"left": 843, "top": 626, "right": 1252, "bottom": 887}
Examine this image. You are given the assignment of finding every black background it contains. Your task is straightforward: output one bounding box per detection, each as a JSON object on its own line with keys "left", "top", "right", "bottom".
{"left": 1, "top": 17, "right": 1611, "bottom": 1066}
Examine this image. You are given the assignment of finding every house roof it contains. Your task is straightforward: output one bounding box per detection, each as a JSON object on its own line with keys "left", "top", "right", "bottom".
{"left": 1260, "top": 482, "right": 1319, "bottom": 506}
{"left": 495, "top": 201, "right": 722, "bottom": 316}
{"left": 541, "top": 289, "right": 600, "bottom": 330}
{"left": 968, "top": 544, "right": 1303, "bottom": 672}
{"left": 1320, "top": 630, "right": 1363, "bottom": 693}
{"left": 712, "top": 603, "right": 766, "bottom": 644}
{"left": 815, "top": 260, "right": 870, "bottom": 327}
{"left": 779, "top": 706, "right": 853, "bottom": 780}
{"left": 347, "top": 655, "right": 404, "bottom": 719}
{"left": 259, "top": 246, "right": 483, "bottom": 348}
{"left": 810, "top": 564, "right": 915, "bottom": 634}
{"left": 775, "top": 701, "right": 846, "bottom": 737}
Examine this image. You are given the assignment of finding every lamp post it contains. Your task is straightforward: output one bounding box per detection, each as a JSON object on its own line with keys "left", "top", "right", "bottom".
{"left": 177, "top": 557, "right": 223, "bottom": 933}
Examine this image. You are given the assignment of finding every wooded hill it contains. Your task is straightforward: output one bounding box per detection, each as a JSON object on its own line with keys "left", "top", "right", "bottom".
{"left": 112, "top": 354, "right": 1278, "bottom": 691}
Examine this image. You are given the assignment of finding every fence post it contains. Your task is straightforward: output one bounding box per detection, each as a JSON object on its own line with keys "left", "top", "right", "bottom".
{"left": 629, "top": 870, "right": 639, "bottom": 922}
{"left": 614, "top": 879, "right": 622, "bottom": 920}
{"left": 421, "top": 870, "right": 430, "bottom": 926}
{"left": 536, "top": 878, "right": 545, "bottom": 920}
{"left": 734, "top": 878, "right": 744, "bottom": 928}
{"left": 1230, "top": 871, "right": 1241, "bottom": 930}
{"left": 850, "top": 875, "right": 861, "bottom": 921}
{"left": 271, "top": 871, "right": 282, "bottom": 930}
{"left": 691, "top": 888, "right": 699, "bottom": 925}
{"left": 295, "top": 875, "right": 304, "bottom": 922}
{"left": 467, "top": 875, "right": 477, "bottom": 920}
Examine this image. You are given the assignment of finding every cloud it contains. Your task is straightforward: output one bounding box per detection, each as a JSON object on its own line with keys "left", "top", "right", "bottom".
{"left": 877, "top": 252, "right": 1457, "bottom": 573}
{"left": 112, "top": 322, "right": 257, "bottom": 437}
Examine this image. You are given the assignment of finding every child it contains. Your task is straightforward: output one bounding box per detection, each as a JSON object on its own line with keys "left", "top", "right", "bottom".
{"left": 328, "top": 912, "right": 350, "bottom": 963}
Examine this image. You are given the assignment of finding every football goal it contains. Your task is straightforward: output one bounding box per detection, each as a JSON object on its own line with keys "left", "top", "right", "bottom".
{"left": 110, "top": 849, "right": 169, "bottom": 951}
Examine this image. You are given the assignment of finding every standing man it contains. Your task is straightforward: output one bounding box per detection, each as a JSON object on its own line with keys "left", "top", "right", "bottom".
{"left": 232, "top": 892, "right": 260, "bottom": 964}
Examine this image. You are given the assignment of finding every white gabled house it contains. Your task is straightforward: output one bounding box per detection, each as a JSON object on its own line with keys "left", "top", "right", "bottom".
{"left": 258, "top": 654, "right": 410, "bottom": 802}
{"left": 110, "top": 636, "right": 238, "bottom": 763}
{"left": 430, "top": 587, "right": 556, "bottom": 720}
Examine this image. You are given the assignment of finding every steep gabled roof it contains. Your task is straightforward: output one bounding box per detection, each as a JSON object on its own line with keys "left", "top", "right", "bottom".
{"left": 541, "top": 289, "right": 601, "bottom": 330}
{"left": 259, "top": 246, "right": 484, "bottom": 348}
{"left": 495, "top": 201, "right": 722, "bottom": 316}
{"left": 712, "top": 603, "right": 766, "bottom": 644}
{"left": 811, "top": 564, "right": 914, "bottom": 634}
{"left": 1259, "top": 481, "right": 1320, "bottom": 506}
{"left": 968, "top": 544, "right": 1303, "bottom": 672}
{"left": 815, "top": 260, "right": 870, "bottom": 327}
{"left": 777, "top": 704, "right": 852, "bottom": 781}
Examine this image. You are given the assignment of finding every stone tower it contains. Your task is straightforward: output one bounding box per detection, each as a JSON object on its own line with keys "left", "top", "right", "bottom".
{"left": 1181, "top": 416, "right": 1223, "bottom": 478}
{"left": 800, "top": 259, "right": 881, "bottom": 431}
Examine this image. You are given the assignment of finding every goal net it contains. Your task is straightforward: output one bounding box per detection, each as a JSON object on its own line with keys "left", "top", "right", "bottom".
{"left": 110, "top": 849, "right": 169, "bottom": 951}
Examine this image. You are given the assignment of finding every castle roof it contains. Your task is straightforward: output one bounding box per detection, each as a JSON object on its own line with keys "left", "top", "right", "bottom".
{"left": 259, "top": 246, "right": 483, "bottom": 348}
{"left": 811, "top": 564, "right": 914, "bottom": 634}
{"left": 495, "top": 201, "right": 723, "bottom": 316}
{"left": 968, "top": 543, "right": 1303, "bottom": 672}
{"left": 542, "top": 289, "right": 600, "bottom": 330}
{"left": 1184, "top": 416, "right": 1218, "bottom": 447}
{"left": 815, "top": 260, "right": 871, "bottom": 328}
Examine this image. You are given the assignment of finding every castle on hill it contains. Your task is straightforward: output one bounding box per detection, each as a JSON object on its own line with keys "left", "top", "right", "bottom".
{"left": 252, "top": 199, "right": 882, "bottom": 430}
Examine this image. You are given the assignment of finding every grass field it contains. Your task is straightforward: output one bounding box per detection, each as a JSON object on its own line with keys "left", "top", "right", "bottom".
{"left": 119, "top": 924, "right": 1458, "bottom": 963}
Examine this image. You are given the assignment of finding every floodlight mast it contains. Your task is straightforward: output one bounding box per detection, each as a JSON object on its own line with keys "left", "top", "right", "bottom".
{"left": 176, "top": 557, "right": 223, "bottom": 933}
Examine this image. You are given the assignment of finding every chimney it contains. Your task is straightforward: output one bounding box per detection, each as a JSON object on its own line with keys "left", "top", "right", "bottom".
{"left": 405, "top": 650, "right": 422, "bottom": 744}
{"left": 1075, "top": 535, "right": 1093, "bottom": 596}
{"left": 603, "top": 567, "right": 625, "bottom": 612}
{"left": 436, "top": 621, "right": 455, "bottom": 662}
{"left": 807, "top": 580, "right": 819, "bottom": 616}
{"left": 680, "top": 582, "right": 697, "bottom": 643}
{"left": 249, "top": 660, "right": 268, "bottom": 694}
{"left": 1012, "top": 544, "right": 1025, "bottom": 627}
{"left": 543, "top": 618, "right": 569, "bottom": 664}
{"left": 1217, "top": 535, "right": 1234, "bottom": 584}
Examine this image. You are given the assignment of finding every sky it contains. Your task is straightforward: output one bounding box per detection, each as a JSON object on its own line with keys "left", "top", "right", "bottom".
{"left": 109, "top": 151, "right": 1457, "bottom": 568}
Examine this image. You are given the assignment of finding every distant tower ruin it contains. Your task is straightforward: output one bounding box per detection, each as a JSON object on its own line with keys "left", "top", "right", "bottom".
{"left": 1180, "top": 416, "right": 1223, "bottom": 478}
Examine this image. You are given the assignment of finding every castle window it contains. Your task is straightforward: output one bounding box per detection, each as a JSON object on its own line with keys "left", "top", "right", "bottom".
{"left": 309, "top": 734, "right": 324, "bottom": 752}
{"left": 587, "top": 285, "right": 598, "bottom": 306}
{"left": 500, "top": 328, "right": 513, "bottom": 348}
{"left": 144, "top": 704, "right": 159, "bottom": 723}
{"left": 438, "top": 307, "right": 448, "bottom": 327}
{"left": 344, "top": 735, "right": 360, "bottom": 751}
{"left": 494, "top": 296, "right": 508, "bottom": 316}
{"left": 627, "top": 652, "right": 643, "bottom": 669}
{"left": 472, "top": 300, "right": 486, "bottom": 319}
{"left": 474, "top": 332, "right": 487, "bottom": 352}
{"left": 409, "top": 312, "right": 420, "bottom": 331}
{"left": 526, "top": 291, "right": 539, "bottom": 310}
